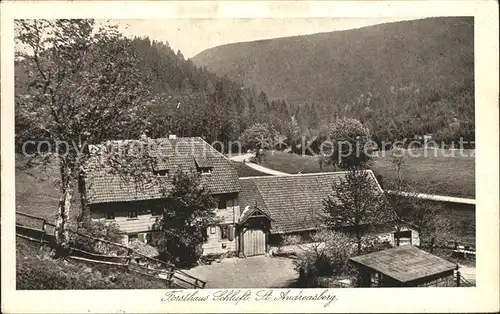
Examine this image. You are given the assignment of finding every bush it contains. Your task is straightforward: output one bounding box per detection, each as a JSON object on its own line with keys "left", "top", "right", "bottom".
{"left": 293, "top": 229, "right": 356, "bottom": 287}
{"left": 69, "top": 218, "right": 126, "bottom": 255}
{"left": 359, "top": 236, "right": 392, "bottom": 254}
{"left": 280, "top": 235, "right": 302, "bottom": 246}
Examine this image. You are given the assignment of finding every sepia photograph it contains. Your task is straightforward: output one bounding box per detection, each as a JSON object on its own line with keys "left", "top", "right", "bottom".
{"left": 1, "top": 1, "right": 499, "bottom": 313}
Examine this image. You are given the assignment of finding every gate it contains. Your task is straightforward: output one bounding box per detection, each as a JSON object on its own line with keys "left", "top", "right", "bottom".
{"left": 243, "top": 229, "right": 266, "bottom": 256}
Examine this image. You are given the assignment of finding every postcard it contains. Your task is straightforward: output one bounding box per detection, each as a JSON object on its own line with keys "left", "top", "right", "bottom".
{"left": 1, "top": 1, "right": 498, "bottom": 313}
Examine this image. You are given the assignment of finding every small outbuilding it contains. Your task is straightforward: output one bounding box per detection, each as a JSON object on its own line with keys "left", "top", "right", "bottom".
{"left": 349, "top": 245, "right": 458, "bottom": 287}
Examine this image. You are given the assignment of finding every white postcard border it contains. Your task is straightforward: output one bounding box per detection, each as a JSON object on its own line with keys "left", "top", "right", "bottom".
{"left": 1, "top": 1, "right": 498, "bottom": 313}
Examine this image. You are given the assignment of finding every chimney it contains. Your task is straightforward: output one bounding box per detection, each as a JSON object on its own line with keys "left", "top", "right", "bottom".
{"left": 168, "top": 134, "right": 177, "bottom": 139}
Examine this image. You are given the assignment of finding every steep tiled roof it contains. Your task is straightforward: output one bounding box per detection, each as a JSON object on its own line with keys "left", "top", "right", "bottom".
{"left": 350, "top": 245, "right": 456, "bottom": 283}
{"left": 84, "top": 137, "right": 241, "bottom": 204}
{"left": 238, "top": 171, "right": 382, "bottom": 234}
{"left": 193, "top": 156, "right": 213, "bottom": 168}
{"left": 238, "top": 179, "right": 270, "bottom": 216}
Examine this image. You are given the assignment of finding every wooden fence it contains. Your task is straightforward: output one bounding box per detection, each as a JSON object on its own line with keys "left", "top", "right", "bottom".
{"left": 419, "top": 239, "right": 476, "bottom": 259}
{"left": 16, "top": 211, "right": 206, "bottom": 289}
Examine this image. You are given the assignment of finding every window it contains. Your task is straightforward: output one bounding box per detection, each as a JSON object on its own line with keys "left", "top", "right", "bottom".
{"left": 105, "top": 212, "right": 115, "bottom": 220}
{"left": 128, "top": 210, "right": 138, "bottom": 219}
{"left": 151, "top": 205, "right": 163, "bottom": 217}
{"left": 128, "top": 234, "right": 138, "bottom": 243}
{"left": 210, "top": 226, "right": 216, "bottom": 234}
{"left": 227, "top": 198, "right": 234, "bottom": 208}
{"left": 394, "top": 230, "right": 412, "bottom": 245}
{"left": 371, "top": 272, "right": 382, "bottom": 287}
{"left": 198, "top": 167, "right": 212, "bottom": 174}
{"left": 218, "top": 198, "right": 227, "bottom": 210}
{"left": 154, "top": 170, "right": 169, "bottom": 177}
{"left": 194, "top": 156, "right": 213, "bottom": 174}
{"left": 220, "top": 225, "right": 229, "bottom": 240}
{"left": 201, "top": 228, "right": 208, "bottom": 241}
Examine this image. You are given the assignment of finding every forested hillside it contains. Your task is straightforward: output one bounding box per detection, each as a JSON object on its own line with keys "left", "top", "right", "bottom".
{"left": 192, "top": 17, "right": 474, "bottom": 144}
{"left": 15, "top": 36, "right": 297, "bottom": 149}
{"left": 15, "top": 17, "right": 474, "bottom": 150}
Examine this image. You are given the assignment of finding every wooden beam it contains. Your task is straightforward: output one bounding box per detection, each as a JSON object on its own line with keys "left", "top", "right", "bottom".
{"left": 67, "top": 256, "right": 129, "bottom": 267}
{"left": 16, "top": 211, "right": 47, "bottom": 221}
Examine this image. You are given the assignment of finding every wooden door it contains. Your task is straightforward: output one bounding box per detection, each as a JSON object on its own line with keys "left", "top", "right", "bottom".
{"left": 243, "top": 229, "right": 266, "bottom": 256}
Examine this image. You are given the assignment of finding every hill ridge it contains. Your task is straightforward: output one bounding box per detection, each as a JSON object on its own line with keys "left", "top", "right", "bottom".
{"left": 192, "top": 17, "right": 474, "bottom": 142}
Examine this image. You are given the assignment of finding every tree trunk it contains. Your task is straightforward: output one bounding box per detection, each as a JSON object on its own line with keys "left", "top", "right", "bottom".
{"left": 356, "top": 231, "right": 362, "bottom": 255}
{"left": 396, "top": 226, "right": 401, "bottom": 246}
{"left": 55, "top": 165, "right": 73, "bottom": 247}
{"left": 76, "top": 173, "right": 87, "bottom": 231}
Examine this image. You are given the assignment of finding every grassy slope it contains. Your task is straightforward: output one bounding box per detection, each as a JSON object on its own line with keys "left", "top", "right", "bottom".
{"left": 15, "top": 160, "right": 169, "bottom": 289}
{"left": 231, "top": 161, "right": 270, "bottom": 177}
{"left": 15, "top": 157, "right": 81, "bottom": 222}
{"left": 192, "top": 17, "right": 473, "bottom": 106}
{"left": 260, "top": 150, "right": 475, "bottom": 199}
{"left": 16, "top": 238, "right": 168, "bottom": 289}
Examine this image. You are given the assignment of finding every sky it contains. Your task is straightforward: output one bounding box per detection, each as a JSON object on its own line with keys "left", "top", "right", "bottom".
{"left": 104, "top": 18, "right": 417, "bottom": 58}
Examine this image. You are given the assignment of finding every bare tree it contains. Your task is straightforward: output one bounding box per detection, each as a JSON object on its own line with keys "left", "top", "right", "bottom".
{"left": 384, "top": 147, "right": 419, "bottom": 246}
{"left": 323, "top": 169, "right": 391, "bottom": 255}
{"left": 410, "top": 199, "right": 453, "bottom": 253}
{"left": 385, "top": 147, "right": 454, "bottom": 250}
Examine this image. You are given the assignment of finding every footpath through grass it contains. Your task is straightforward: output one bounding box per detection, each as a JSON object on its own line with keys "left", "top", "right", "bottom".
{"left": 258, "top": 151, "right": 337, "bottom": 174}
{"left": 231, "top": 161, "right": 270, "bottom": 177}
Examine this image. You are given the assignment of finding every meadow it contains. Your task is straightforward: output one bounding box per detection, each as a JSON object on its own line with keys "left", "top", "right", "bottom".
{"left": 260, "top": 149, "right": 475, "bottom": 199}
{"left": 15, "top": 158, "right": 73, "bottom": 221}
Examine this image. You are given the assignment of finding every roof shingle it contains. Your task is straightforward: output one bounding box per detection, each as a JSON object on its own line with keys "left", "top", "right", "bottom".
{"left": 349, "top": 245, "right": 456, "bottom": 283}
{"left": 238, "top": 171, "right": 382, "bottom": 234}
{"left": 84, "top": 137, "right": 241, "bottom": 204}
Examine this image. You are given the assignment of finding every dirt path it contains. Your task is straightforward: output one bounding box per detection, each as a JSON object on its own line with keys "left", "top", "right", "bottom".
{"left": 186, "top": 256, "right": 297, "bottom": 288}
{"left": 229, "top": 153, "right": 291, "bottom": 176}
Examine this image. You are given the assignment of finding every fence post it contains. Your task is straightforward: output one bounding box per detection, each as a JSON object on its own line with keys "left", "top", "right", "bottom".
{"left": 40, "top": 220, "right": 47, "bottom": 243}
{"left": 166, "top": 265, "right": 175, "bottom": 283}
{"left": 456, "top": 265, "right": 460, "bottom": 287}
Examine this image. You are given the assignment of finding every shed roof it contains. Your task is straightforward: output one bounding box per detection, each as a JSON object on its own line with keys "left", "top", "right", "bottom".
{"left": 238, "top": 205, "right": 273, "bottom": 224}
{"left": 238, "top": 170, "right": 382, "bottom": 234}
{"left": 349, "top": 245, "right": 456, "bottom": 283}
{"left": 84, "top": 137, "right": 241, "bottom": 204}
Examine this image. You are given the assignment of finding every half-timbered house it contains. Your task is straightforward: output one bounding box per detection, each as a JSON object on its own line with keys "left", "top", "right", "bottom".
{"left": 83, "top": 136, "right": 241, "bottom": 255}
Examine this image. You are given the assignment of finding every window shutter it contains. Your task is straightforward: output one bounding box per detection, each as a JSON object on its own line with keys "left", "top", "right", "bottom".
{"left": 228, "top": 225, "right": 234, "bottom": 241}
